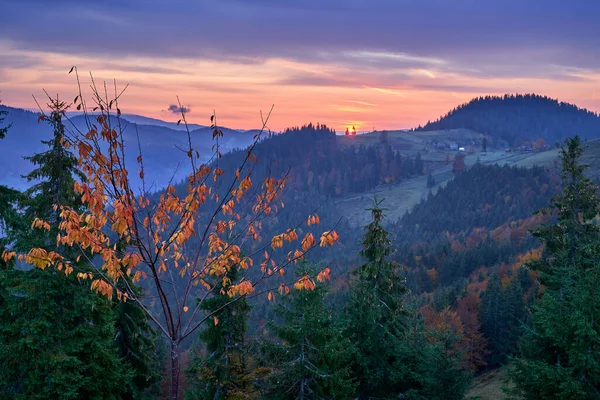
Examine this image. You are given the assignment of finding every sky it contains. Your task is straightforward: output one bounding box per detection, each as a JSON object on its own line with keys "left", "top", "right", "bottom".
{"left": 1, "top": 0, "right": 600, "bottom": 132}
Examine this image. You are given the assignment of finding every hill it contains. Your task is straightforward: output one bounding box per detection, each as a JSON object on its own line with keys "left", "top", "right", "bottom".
{"left": 415, "top": 94, "right": 600, "bottom": 146}
{"left": 0, "top": 105, "right": 255, "bottom": 190}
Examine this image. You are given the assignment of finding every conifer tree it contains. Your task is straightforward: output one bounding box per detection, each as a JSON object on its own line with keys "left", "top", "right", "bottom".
{"left": 262, "top": 263, "right": 355, "bottom": 400}
{"left": 427, "top": 171, "right": 436, "bottom": 188}
{"left": 481, "top": 273, "right": 506, "bottom": 366}
{"left": 0, "top": 100, "right": 9, "bottom": 139}
{"left": 509, "top": 136, "right": 600, "bottom": 399}
{"left": 186, "top": 263, "right": 255, "bottom": 400}
{"left": 345, "top": 198, "right": 409, "bottom": 398}
{"left": 114, "top": 263, "right": 162, "bottom": 400}
{"left": 0, "top": 98, "right": 129, "bottom": 399}
{"left": 0, "top": 104, "right": 22, "bottom": 269}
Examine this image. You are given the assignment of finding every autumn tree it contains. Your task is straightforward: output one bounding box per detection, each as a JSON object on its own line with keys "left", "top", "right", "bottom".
{"left": 452, "top": 153, "right": 465, "bottom": 174}
{"left": 455, "top": 292, "right": 489, "bottom": 371}
{"left": 509, "top": 136, "right": 600, "bottom": 398}
{"left": 261, "top": 263, "right": 355, "bottom": 399}
{"left": 2, "top": 69, "right": 339, "bottom": 400}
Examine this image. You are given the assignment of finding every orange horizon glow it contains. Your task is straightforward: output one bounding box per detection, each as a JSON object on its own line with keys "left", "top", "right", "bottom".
{"left": 2, "top": 44, "right": 600, "bottom": 134}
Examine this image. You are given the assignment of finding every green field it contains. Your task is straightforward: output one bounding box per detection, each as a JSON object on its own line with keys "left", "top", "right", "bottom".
{"left": 334, "top": 131, "right": 600, "bottom": 226}
{"left": 466, "top": 367, "right": 514, "bottom": 400}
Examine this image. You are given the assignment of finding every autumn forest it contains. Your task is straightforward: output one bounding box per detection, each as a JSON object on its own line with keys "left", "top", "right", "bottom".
{"left": 2, "top": 68, "right": 600, "bottom": 400}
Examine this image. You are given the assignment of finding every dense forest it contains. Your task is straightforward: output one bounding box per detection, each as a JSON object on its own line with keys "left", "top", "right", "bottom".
{"left": 2, "top": 93, "right": 600, "bottom": 400}
{"left": 415, "top": 94, "right": 600, "bottom": 146}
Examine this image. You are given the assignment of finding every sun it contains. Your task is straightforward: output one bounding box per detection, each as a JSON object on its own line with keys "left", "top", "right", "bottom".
{"left": 344, "top": 125, "right": 358, "bottom": 135}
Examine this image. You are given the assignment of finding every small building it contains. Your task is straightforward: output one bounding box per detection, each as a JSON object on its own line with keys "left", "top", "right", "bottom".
{"left": 458, "top": 147, "right": 466, "bottom": 152}
{"left": 450, "top": 143, "right": 459, "bottom": 151}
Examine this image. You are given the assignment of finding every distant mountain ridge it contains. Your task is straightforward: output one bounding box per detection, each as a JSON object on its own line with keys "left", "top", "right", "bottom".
{"left": 0, "top": 105, "right": 256, "bottom": 190}
{"left": 415, "top": 94, "right": 600, "bottom": 145}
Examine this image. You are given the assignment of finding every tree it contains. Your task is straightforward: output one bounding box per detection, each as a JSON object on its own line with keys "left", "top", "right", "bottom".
{"left": 0, "top": 97, "right": 130, "bottom": 399}
{"left": 0, "top": 103, "right": 22, "bottom": 269}
{"left": 480, "top": 273, "right": 505, "bottom": 366}
{"left": 114, "top": 264, "right": 162, "bottom": 400}
{"left": 452, "top": 153, "right": 465, "bottom": 174}
{"left": 345, "top": 198, "right": 409, "bottom": 398}
{"left": 262, "top": 263, "right": 355, "bottom": 399}
{"left": 2, "top": 69, "right": 339, "bottom": 400}
{"left": 509, "top": 136, "right": 600, "bottom": 399}
{"left": 380, "top": 130, "right": 389, "bottom": 145}
{"left": 427, "top": 171, "right": 436, "bottom": 188}
{"left": 186, "top": 263, "right": 254, "bottom": 400}
{"left": 0, "top": 101, "right": 9, "bottom": 139}
{"left": 415, "top": 152, "right": 424, "bottom": 175}
{"left": 482, "top": 137, "right": 488, "bottom": 152}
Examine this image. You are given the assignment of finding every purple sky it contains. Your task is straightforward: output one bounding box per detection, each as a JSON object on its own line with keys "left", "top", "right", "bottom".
{"left": 1, "top": 0, "right": 599, "bottom": 131}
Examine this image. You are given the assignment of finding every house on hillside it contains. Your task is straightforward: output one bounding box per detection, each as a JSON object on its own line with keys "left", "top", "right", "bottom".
{"left": 450, "top": 143, "right": 459, "bottom": 151}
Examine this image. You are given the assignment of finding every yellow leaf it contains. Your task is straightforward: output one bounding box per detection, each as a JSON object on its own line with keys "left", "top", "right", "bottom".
{"left": 183, "top": 306, "right": 189, "bottom": 312}
{"left": 214, "top": 316, "right": 219, "bottom": 326}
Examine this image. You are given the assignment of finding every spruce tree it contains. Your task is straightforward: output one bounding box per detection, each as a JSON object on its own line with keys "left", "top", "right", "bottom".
{"left": 481, "top": 273, "right": 506, "bottom": 366}
{"left": 262, "top": 263, "right": 355, "bottom": 400}
{"left": 509, "top": 136, "right": 600, "bottom": 399}
{"left": 186, "top": 264, "right": 255, "bottom": 400}
{"left": 0, "top": 98, "right": 129, "bottom": 399}
{"left": 114, "top": 267, "right": 162, "bottom": 400}
{"left": 427, "top": 171, "right": 436, "bottom": 188}
{"left": 345, "top": 198, "right": 409, "bottom": 398}
{"left": 0, "top": 104, "right": 22, "bottom": 269}
{"left": 0, "top": 100, "right": 9, "bottom": 139}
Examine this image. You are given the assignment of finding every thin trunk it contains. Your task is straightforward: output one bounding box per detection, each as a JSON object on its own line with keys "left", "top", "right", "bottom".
{"left": 171, "top": 340, "right": 180, "bottom": 400}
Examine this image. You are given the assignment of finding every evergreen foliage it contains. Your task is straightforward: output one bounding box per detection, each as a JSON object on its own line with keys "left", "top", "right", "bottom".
{"left": 345, "top": 198, "right": 409, "bottom": 397}
{"left": 509, "top": 137, "right": 600, "bottom": 399}
{"left": 186, "top": 264, "right": 255, "bottom": 400}
{"left": 0, "top": 99, "right": 130, "bottom": 399}
{"left": 261, "top": 263, "right": 355, "bottom": 400}
{"left": 0, "top": 100, "right": 159, "bottom": 399}
{"left": 415, "top": 94, "right": 600, "bottom": 145}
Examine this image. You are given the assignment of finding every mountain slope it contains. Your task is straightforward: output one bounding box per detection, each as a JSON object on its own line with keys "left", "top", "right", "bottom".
{"left": 0, "top": 105, "right": 255, "bottom": 190}
{"left": 415, "top": 94, "right": 600, "bottom": 145}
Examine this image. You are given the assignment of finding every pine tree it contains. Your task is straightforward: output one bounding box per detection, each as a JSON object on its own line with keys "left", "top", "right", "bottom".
{"left": 481, "top": 273, "right": 506, "bottom": 366}
{"left": 0, "top": 98, "right": 130, "bottom": 399}
{"left": 345, "top": 198, "right": 409, "bottom": 398}
{"left": 0, "top": 100, "right": 9, "bottom": 139}
{"left": 114, "top": 268, "right": 162, "bottom": 400}
{"left": 262, "top": 263, "right": 355, "bottom": 400}
{"left": 0, "top": 105, "right": 22, "bottom": 269}
{"left": 427, "top": 171, "right": 436, "bottom": 188}
{"left": 186, "top": 264, "right": 255, "bottom": 400}
{"left": 509, "top": 136, "right": 600, "bottom": 399}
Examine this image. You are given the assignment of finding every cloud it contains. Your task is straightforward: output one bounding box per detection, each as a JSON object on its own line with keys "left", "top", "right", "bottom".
{"left": 167, "top": 104, "right": 191, "bottom": 114}
{"left": 2, "top": 0, "right": 600, "bottom": 79}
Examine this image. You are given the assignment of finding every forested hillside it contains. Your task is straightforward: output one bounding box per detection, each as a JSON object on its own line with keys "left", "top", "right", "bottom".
{"left": 415, "top": 94, "right": 600, "bottom": 146}
{"left": 2, "top": 94, "right": 600, "bottom": 399}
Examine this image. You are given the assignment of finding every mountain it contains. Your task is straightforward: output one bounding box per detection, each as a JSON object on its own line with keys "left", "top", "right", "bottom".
{"left": 117, "top": 113, "right": 206, "bottom": 131}
{"left": 0, "top": 105, "right": 256, "bottom": 190}
{"left": 415, "top": 94, "right": 600, "bottom": 146}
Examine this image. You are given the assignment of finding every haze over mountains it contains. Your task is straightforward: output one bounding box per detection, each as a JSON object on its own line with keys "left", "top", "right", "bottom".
{"left": 3, "top": 93, "right": 600, "bottom": 193}
{"left": 0, "top": 105, "right": 258, "bottom": 190}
